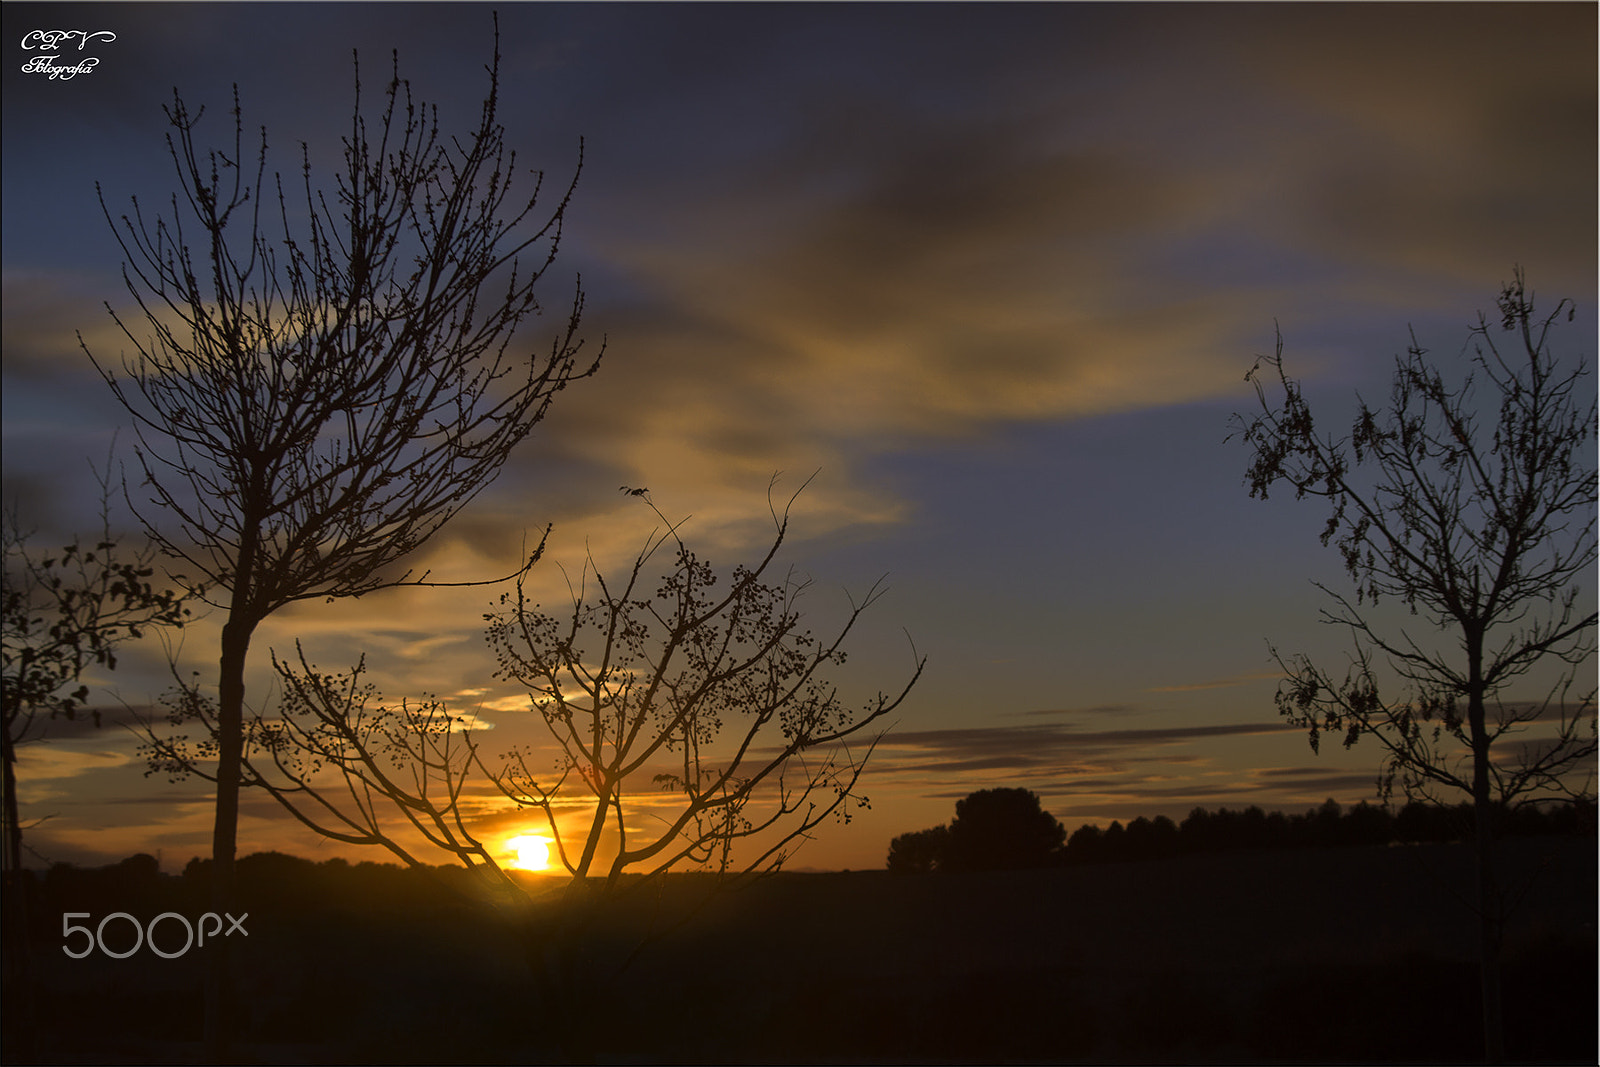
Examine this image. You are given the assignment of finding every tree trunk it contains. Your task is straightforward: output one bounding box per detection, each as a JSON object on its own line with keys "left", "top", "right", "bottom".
{"left": 1473, "top": 807, "right": 1505, "bottom": 1065}
{"left": 1, "top": 729, "right": 37, "bottom": 1063}
{"left": 521, "top": 897, "right": 598, "bottom": 1065}
{"left": 1466, "top": 644, "right": 1506, "bottom": 1065}
{"left": 2, "top": 721, "right": 21, "bottom": 882}
{"left": 205, "top": 611, "right": 255, "bottom": 1063}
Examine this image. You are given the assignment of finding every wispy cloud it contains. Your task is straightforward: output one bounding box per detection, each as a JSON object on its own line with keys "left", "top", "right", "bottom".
{"left": 1146, "top": 671, "right": 1284, "bottom": 693}
{"left": 13, "top": 743, "right": 132, "bottom": 783}
{"left": 871, "top": 720, "right": 1298, "bottom": 778}
{"left": 1016, "top": 704, "right": 1141, "bottom": 718}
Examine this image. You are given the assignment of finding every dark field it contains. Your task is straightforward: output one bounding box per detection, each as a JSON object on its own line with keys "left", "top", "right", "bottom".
{"left": 9, "top": 836, "right": 1595, "bottom": 1064}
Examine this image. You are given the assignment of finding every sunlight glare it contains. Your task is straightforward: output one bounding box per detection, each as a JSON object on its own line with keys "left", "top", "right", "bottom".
{"left": 507, "top": 834, "right": 551, "bottom": 871}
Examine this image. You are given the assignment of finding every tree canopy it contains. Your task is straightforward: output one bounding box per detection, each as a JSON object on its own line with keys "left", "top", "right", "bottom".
{"left": 887, "top": 787, "right": 1065, "bottom": 872}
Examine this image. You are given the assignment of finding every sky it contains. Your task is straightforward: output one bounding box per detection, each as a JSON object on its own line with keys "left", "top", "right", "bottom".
{"left": 3, "top": 2, "right": 1595, "bottom": 874}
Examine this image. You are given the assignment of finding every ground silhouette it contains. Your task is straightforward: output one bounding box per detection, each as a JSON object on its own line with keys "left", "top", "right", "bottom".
{"left": 12, "top": 827, "right": 1593, "bottom": 1063}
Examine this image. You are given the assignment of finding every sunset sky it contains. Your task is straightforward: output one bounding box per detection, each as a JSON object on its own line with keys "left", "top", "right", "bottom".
{"left": 3, "top": 2, "right": 1595, "bottom": 873}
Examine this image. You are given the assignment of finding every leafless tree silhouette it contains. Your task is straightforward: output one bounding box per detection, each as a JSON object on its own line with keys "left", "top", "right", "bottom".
{"left": 1232, "top": 269, "right": 1596, "bottom": 1064}
{"left": 94, "top": 18, "right": 601, "bottom": 1057}
{"left": 146, "top": 482, "right": 922, "bottom": 1058}
{"left": 482, "top": 482, "right": 923, "bottom": 887}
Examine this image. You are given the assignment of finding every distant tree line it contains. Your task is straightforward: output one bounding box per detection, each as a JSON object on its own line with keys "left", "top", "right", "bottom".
{"left": 1066, "top": 799, "right": 1597, "bottom": 865}
{"left": 888, "top": 792, "right": 1596, "bottom": 873}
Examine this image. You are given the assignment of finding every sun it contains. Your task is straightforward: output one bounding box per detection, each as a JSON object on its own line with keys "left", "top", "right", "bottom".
{"left": 507, "top": 834, "right": 551, "bottom": 871}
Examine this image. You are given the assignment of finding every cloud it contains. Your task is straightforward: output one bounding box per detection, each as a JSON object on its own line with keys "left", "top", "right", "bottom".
{"left": 10, "top": 3, "right": 1593, "bottom": 576}
{"left": 860, "top": 715, "right": 1405, "bottom": 826}
{"left": 12, "top": 743, "right": 132, "bottom": 783}
{"left": 1147, "top": 671, "right": 1284, "bottom": 693}
{"left": 0, "top": 272, "right": 117, "bottom": 380}
{"left": 579, "top": 112, "right": 1249, "bottom": 452}
{"left": 464, "top": 5, "right": 1596, "bottom": 584}
{"left": 871, "top": 719, "right": 1299, "bottom": 779}
{"left": 1230, "top": 4, "right": 1597, "bottom": 292}
{"left": 1018, "top": 705, "right": 1142, "bottom": 718}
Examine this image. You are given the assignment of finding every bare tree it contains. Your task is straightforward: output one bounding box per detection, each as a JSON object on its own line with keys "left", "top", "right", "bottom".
{"left": 1231, "top": 269, "right": 1596, "bottom": 1064}
{"left": 147, "top": 483, "right": 923, "bottom": 1058}
{"left": 89, "top": 19, "right": 601, "bottom": 1056}
{"left": 483, "top": 484, "right": 924, "bottom": 886}
{"left": 2, "top": 474, "right": 192, "bottom": 1062}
